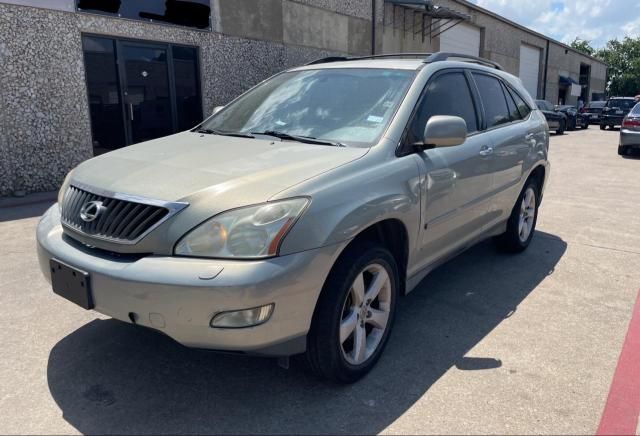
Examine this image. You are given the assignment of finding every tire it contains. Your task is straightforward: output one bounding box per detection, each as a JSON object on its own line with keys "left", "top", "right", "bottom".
{"left": 618, "top": 145, "right": 627, "bottom": 156}
{"left": 600, "top": 123, "right": 606, "bottom": 130}
{"left": 556, "top": 119, "right": 565, "bottom": 135}
{"left": 494, "top": 179, "right": 540, "bottom": 253}
{"left": 582, "top": 121, "right": 589, "bottom": 129}
{"left": 306, "top": 241, "right": 399, "bottom": 383}
{"left": 568, "top": 118, "right": 576, "bottom": 131}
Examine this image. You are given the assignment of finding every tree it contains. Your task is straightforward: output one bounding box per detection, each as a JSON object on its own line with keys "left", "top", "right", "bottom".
{"left": 595, "top": 37, "right": 640, "bottom": 96}
{"left": 570, "top": 38, "right": 595, "bottom": 56}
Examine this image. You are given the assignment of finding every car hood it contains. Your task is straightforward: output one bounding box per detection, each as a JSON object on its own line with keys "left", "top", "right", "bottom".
{"left": 70, "top": 132, "right": 368, "bottom": 204}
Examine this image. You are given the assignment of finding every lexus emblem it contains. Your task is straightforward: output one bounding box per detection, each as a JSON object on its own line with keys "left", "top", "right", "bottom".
{"left": 80, "top": 200, "right": 106, "bottom": 222}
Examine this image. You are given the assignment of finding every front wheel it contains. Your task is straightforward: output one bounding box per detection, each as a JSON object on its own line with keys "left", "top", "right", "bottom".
{"left": 556, "top": 119, "right": 565, "bottom": 135}
{"left": 306, "top": 242, "right": 398, "bottom": 383}
{"left": 494, "top": 180, "right": 540, "bottom": 253}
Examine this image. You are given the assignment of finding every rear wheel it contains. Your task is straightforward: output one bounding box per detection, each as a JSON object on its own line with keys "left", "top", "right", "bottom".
{"left": 494, "top": 179, "right": 539, "bottom": 253}
{"left": 306, "top": 242, "right": 398, "bottom": 383}
{"left": 600, "top": 123, "right": 606, "bottom": 130}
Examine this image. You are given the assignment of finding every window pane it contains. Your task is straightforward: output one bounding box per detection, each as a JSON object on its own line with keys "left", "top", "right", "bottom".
{"left": 508, "top": 87, "right": 532, "bottom": 119}
{"left": 82, "top": 36, "right": 126, "bottom": 154}
{"left": 502, "top": 83, "right": 521, "bottom": 121}
{"left": 173, "top": 46, "right": 203, "bottom": 130}
{"left": 473, "top": 74, "right": 511, "bottom": 128}
{"left": 409, "top": 72, "right": 478, "bottom": 144}
{"left": 77, "top": 0, "right": 211, "bottom": 30}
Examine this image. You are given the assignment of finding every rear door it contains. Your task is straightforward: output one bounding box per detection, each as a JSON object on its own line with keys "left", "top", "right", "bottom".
{"left": 471, "top": 72, "right": 536, "bottom": 225}
{"left": 409, "top": 69, "right": 496, "bottom": 269}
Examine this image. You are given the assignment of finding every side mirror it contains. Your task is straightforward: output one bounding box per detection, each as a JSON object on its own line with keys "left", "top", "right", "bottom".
{"left": 212, "top": 105, "right": 224, "bottom": 115}
{"left": 422, "top": 115, "right": 467, "bottom": 148}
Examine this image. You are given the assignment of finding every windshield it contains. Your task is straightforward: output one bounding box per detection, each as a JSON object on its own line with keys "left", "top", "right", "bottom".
{"left": 606, "top": 99, "right": 635, "bottom": 109}
{"left": 199, "top": 68, "right": 415, "bottom": 147}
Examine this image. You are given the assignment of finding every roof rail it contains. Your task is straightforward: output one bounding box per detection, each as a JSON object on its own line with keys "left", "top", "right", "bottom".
{"left": 424, "top": 52, "right": 503, "bottom": 70}
{"left": 305, "top": 53, "right": 431, "bottom": 66}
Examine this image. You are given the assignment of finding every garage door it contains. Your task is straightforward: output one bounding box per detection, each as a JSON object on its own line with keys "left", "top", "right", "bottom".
{"left": 519, "top": 44, "right": 541, "bottom": 98}
{"left": 439, "top": 23, "right": 480, "bottom": 57}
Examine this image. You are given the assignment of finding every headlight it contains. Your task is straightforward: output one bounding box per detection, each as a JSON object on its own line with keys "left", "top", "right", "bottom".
{"left": 174, "top": 198, "right": 309, "bottom": 259}
{"left": 57, "top": 171, "right": 74, "bottom": 206}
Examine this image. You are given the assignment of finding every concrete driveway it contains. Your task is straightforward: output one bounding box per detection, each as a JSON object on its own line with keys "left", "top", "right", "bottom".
{"left": 1, "top": 128, "right": 639, "bottom": 434}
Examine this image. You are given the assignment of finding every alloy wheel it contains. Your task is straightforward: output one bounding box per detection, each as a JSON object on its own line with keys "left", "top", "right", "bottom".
{"left": 518, "top": 187, "right": 536, "bottom": 242}
{"left": 339, "top": 263, "right": 391, "bottom": 365}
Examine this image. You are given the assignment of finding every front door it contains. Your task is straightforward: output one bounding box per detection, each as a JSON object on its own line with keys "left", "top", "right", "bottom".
{"left": 409, "top": 70, "right": 495, "bottom": 270}
{"left": 82, "top": 35, "right": 202, "bottom": 155}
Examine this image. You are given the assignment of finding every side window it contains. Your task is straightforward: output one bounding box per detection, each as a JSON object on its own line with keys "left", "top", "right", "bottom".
{"left": 508, "top": 87, "right": 532, "bottom": 119}
{"left": 501, "top": 83, "right": 522, "bottom": 121}
{"left": 408, "top": 72, "right": 478, "bottom": 144}
{"left": 473, "top": 73, "right": 511, "bottom": 128}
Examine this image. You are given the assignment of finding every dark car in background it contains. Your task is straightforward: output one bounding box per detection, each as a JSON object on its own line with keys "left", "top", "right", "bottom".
{"left": 601, "top": 97, "right": 636, "bottom": 130}
{"left": 535, "top": 100, "right": 567, "bottom": 134}
{"left": 582, "top": 101, "right": 606, "bottom": 124}
{"left": 556, "top": 105, "right": 589, "bottom": 130}
{"left": 619, "top": 103, "right": 640, "bottom": 156}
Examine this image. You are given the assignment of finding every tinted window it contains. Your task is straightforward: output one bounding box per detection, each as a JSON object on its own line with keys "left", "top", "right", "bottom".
{"left": 77, "top": 0, "right": 211, "bottom": 30}
{"left": 508, "top": 88, "right": 532, "bottom": 118}
{"left": 588, "top": 101, "right": 605, "bottom": 109}
{"left": 203, "top": 69, "right": 415, "bottom": 147}
{"left": 501, "top": 83, "right": 522, "bottom": 121}
{"left": 173, "top": 46, "right": 203, "bottom": 130}
{"left": 474, "top": 74, "right": 511, "bottom": 128}
{"left": 408, "top": 72, "right": 478, "bottom": 144}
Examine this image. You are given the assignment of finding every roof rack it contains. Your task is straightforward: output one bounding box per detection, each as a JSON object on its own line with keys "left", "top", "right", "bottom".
{"left": 305, "top": 51, "right": 503, "bottom": 70}
{"left": 305, "top": 53, "right": 431, "bottom": 66}
{"left": 423, "top": 52, "right": 503, "bottom": 70}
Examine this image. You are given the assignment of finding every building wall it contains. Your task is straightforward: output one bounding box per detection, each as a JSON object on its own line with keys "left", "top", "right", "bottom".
{"left": 0, "top": 0, "right": 373, "bottom": 196}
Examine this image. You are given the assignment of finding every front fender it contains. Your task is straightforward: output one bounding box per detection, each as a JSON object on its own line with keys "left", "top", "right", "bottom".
{"left": 275, "top": 149, "right": 422, "bottom": 261}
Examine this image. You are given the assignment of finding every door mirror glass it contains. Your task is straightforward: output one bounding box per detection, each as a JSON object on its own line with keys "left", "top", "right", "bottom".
{"left": 212, "top": 105, "right": 224, "bottom": 115}
{"left": 423, "top": 115, "right": 467, "bottom": 148}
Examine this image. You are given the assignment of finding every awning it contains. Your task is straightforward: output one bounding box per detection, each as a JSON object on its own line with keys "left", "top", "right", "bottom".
{"left": 559, "top": 75, "right": 579, "bottom": 86}
{"left": 383, "top": 0, "right": 471, "bottom": 39}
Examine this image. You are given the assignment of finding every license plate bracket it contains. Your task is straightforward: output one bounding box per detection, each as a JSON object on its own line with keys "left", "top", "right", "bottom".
{"left": 50, "top": 259, "right": 93, "bottom": 309}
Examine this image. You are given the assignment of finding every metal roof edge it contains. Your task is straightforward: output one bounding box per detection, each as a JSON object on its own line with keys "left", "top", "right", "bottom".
{"left": 450, "top": 0, "right": 607, "bottom": 67}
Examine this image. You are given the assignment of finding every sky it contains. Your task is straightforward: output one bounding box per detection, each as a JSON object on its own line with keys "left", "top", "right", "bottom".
{"left": 468, "top": 0, "right": 640, "bottom": 48}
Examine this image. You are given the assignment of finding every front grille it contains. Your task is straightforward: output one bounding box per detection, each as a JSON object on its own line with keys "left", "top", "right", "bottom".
{"left": 61, "top": 185, "right": 175, "bottom": 243}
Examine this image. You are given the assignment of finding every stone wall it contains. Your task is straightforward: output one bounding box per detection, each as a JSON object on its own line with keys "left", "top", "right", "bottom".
{"left": 0, "top": 1, "right": 342, "bottom": 196}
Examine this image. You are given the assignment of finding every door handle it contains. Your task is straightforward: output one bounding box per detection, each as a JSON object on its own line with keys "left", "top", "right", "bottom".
{"left": 479, "top": 146, "right": 494, "bottom": 157}
{"left": 128, "top": 103, "right": 134, "bottom": 121}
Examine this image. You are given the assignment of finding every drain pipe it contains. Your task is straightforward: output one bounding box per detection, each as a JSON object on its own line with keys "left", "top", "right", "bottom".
{"left": 542, "top": 39, "right": 550, "bottom": 99}
{"left": 371, "top": 0, "right": 377, "bottom": 54}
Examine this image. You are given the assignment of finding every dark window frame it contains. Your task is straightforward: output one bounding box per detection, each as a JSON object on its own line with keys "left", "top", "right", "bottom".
{"left": 76, "top": 0, "right": 212, "bottom": 31}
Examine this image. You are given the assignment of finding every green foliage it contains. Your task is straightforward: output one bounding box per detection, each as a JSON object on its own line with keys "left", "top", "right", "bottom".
{"left": 594, "top": 37, "right": 640, "bottom": 96}
{"left": 570, "top": 38, "right": 595, "bottom": 56}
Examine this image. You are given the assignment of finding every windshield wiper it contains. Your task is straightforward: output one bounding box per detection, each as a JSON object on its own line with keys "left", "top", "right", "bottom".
{"left": 195, "top": 128, "right": 255, "bottom": 138}
{"left": 251, "top": 130, "right": 345, "bottom": 147}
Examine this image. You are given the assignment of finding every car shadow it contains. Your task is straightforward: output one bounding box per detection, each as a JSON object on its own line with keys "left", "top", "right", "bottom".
{"left": 47, "top": 231, "right": 567, "bottom": 435}
{"left": 0, "top": 201, "right": 53, "bottom": 222}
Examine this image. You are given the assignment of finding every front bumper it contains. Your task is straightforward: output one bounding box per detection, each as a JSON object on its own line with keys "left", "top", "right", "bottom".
{"left": 36, "top": 205, "right": 345, "bottom": 356}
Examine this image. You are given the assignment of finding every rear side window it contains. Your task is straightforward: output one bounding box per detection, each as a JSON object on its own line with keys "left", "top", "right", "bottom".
{"left": 631, "top": 103, "right": 640, "bottom": 115}
{"left": 473, "top": 73, "right": 511, "bottom": 128}
{"left": 507, "top": 87, "right": 532, "bottom": 119}
{"left": 501, "top": 83, "right": 522, "bottom": 121}
{"left": 408, "top": 72, "right": 478, "bottom": 144}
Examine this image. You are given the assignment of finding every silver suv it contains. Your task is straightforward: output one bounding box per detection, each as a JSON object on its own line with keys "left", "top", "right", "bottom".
{"left": 37, "top": 52, "right": 550, "bottom": 383}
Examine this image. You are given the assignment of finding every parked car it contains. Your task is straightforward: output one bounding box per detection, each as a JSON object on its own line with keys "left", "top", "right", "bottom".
{"left": 601, "top": 97, "right": 636, "bottom": 130}
{"left": 581, "top": 100, "right": 606, "bottom": 124}
{"left": 556, "top": 105, "right": 589, "bottom": 130}
{"left": 619, "top": 102, "right": 640, "bottom": 156}
{"left": 535, "top": 100, "right": 567, "bottom": 134}
{"left": 36, "top": 52, "right": 550, "bottom": 383}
